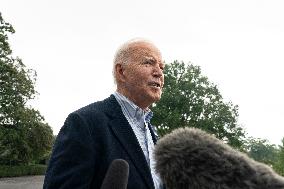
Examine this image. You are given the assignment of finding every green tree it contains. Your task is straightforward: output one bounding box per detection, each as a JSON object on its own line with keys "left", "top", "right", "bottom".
{"left": 245, "top": 137, "right": 278, "bottom": 165}
{"left": 273, "top": 138, "right": 284, "bottom": 176}
{"left": 0, "top": 12, "right": 54, "bottom": 165}
{"left": 152, "top": 61, "right": 246, "bottom": 148}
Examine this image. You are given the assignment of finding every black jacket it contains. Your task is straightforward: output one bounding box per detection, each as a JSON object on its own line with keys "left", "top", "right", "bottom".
{"left": 44, "top": 95, "right": 158, "bottom": 189}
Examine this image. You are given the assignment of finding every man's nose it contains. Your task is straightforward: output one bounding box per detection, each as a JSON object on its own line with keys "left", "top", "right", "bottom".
{"left": 153, "top": 66, "right": 163, "bottom": 78}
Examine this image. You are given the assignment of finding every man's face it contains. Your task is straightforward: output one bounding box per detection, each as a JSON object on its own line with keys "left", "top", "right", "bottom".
{"left": 119, "top": 42, "right": 164, "bottom": 109}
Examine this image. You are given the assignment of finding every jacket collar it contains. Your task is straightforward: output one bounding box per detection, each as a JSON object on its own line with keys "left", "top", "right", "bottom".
{"left": 105, "top": 95, "right": 155, "bottom": 189}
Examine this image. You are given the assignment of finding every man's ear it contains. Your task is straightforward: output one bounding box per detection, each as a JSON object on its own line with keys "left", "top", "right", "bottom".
{"left": 115, "top": 63, "right": 126, "bottom": 83}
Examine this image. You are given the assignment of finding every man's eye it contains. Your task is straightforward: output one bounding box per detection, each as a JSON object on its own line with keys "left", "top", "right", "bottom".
{"left": 144, "top": 60, "right": 152, "bottom": 65}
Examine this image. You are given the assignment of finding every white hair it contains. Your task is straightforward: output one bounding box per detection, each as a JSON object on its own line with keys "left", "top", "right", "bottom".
{"left": 112, "top": 38, "right": 158, "bottom": 84}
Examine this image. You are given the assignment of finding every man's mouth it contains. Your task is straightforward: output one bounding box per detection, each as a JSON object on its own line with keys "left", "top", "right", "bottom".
{"left": 149, "top": 82, "right": 161, "bottom": 88}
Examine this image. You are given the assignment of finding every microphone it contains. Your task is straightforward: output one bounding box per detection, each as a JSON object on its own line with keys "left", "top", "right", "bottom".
{"left": 154, "top": 127, "right": 284, "bottom": 189}
{"left": 100, "top": 159, "right": 129, "bottom": 189}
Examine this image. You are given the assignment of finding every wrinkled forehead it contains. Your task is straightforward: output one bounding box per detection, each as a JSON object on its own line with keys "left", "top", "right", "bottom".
{"left": 128, "top": 42, "right": 162, "bottom": 62}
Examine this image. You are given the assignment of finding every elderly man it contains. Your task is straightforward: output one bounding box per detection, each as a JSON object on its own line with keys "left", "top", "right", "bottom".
{"left": 43, "top": 39, "right": 165, "bottom": 189}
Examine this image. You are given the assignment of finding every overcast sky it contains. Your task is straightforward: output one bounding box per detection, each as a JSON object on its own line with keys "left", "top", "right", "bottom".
{"left": 2, "top": 0, "right": 284, "bottom": 145}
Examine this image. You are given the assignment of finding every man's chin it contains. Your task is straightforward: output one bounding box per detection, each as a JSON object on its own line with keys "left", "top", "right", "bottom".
{"left": 142, "top": 91, "right": 162, "bottom": 105}
{"left": 150, "top": 94, "right": 162, "bottom": 102}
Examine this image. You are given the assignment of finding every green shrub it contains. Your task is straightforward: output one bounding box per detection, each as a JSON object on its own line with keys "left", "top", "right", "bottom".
{"left": 0, "top": 164, "right": 47, "bottom": 177}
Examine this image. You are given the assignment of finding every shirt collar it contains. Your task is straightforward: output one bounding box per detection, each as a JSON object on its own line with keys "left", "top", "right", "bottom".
{"left": 114, "top": 91, "right": 153, "bottom": 122}
{"left": 145, "top": 110, "right": 153, "bottom": 124}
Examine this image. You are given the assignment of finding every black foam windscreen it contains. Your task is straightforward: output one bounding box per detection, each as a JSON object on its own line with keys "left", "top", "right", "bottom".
{"left": 154, "top": 127, "right": 284, "bottom": 189}
{"left": 100, "top": 159, "right": 129, "bottom": 189}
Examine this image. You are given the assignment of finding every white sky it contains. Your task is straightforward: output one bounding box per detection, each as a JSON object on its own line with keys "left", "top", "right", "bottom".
{"left": 2, "top": 0, "right": 284, "bottom": 145}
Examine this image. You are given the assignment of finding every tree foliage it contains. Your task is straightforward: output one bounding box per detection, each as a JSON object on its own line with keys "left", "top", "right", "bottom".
{"left": 152, "top": 61, "right": 246, "bottom": 148}
{"left": 273, "top": 138, "right": 284, "bottom": 176}
{"left": 244, "top": 137, "right": 284, "bottom": 176}
{"left": 0, "top": 12, "right": 54, "bottom": 165}
{"left": 245, "top": 137, "right": 278, "bottom": 165}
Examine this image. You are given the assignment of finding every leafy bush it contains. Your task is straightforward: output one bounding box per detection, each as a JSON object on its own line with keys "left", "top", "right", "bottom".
{"left": 0, "top": 164, "right": 47, "bottom": 177}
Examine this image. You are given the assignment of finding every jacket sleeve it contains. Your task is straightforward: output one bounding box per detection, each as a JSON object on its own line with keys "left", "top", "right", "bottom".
{"left": 43, "top": 113, "right": 95, "bottom": 189}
